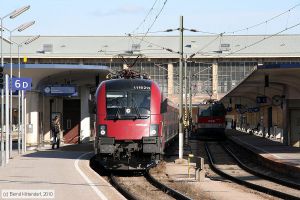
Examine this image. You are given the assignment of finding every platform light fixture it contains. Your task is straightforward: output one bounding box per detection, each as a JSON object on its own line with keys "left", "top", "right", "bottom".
{"left": 24, "top": 35, "right": 40, "bottom": 45}
{"left": 9, "top": 6, "right": 30, "bottom": 19}
{"left": 1, "top": 5, "right": 31, "bottom": 65}
{"left": 0, "top": 36, "right": 13, "bottom": 44}
{"left": 17, "top": 21, "right": 35, "bottom": 32}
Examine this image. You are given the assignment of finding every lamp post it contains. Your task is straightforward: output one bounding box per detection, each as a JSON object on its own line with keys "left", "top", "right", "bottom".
{"left": 0, "top": 36, "right": 12, "bottom": 167}
{"left": 0, "top": 5, "right": 30, "bottom": 165}
{"left": 184, "top": 56, "right": 189, "bottom": 141}
{"left": 189, "top": 70, "right": 192, "bottom": 132}
{"left": 178, "top": 16, "right": 184, "bottom": 159}
{"left": 13, "top": 35, "right": 39, "bottom": 154}
{"left": 5, "top": 21, "right": 35, "bottom": 157}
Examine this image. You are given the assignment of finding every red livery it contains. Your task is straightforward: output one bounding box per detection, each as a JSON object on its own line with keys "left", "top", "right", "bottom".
{"left": 196, "top": 100, "right": 226, "bottom": 138}
{"left": 94, "top": 78, "right": 178, "bottom": 170}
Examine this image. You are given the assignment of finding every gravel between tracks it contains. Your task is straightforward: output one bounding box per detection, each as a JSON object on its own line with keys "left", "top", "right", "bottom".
{"left": 149, "top": 140, "right": 280, "bottom": 200}
{"left": 115, "top": 175, "right": 175, "bottom": 200}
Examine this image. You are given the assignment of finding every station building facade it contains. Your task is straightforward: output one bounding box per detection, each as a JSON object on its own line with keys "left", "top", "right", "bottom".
{"left": 1, "top": 35, "right": 300, "bottom": 147}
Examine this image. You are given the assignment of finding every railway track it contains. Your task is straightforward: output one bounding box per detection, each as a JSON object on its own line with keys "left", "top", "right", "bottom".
{"left": 90, "top": 152, "right": 192, "bottom": 200}
{"left": 205, "top": 142, "right": 300, "bottom": 200}
{"left": 109, "top": 170, "right": 192, "bottom": 200}
{"left": 222, "top": 141, "right": 300, "bottom": 190}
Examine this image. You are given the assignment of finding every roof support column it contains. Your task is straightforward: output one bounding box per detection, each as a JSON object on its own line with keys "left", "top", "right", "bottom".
{"left": 212, "top": 60, "right": 218, "bottom": 100}
{"left": 282, "top": 86, "right": 289, "bottom": 145}
{"left": 26, "top": 91, "right": 39, "bottom": 147}
{"left": 80, "top": 85, "right": 91, "bottom": 143}
{"left": 257, "top": 58, "right": 263, "bottom": 66}
{"left": 167, "top": 63, "right": 174, "bottom": 96}
{"left": 79, "top": 59, "right": 83, "bottom": 65}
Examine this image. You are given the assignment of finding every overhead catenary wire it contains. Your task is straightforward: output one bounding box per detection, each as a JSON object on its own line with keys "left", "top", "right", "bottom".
{"left": 130, "top": 28, "right": 179, "bottom": 35}
{"left": 128, "top": 34, "right": 180, "bottom": 55}
{"left": 138, "top": 0, "right": 168, "bottom": 46}
{"left": 154, "top": 60, "right": 179, "bottom": 66}
{"left": 225, "top": 2, "right": 300, "bottom": 34}
{"left": 132, "top": 2, "right": 300, "bottom": 37}
{"left": 184, "top": 28, "right": 220, "bottom": 35}
{"left": 124, "top": 3, "right": 300, "bottom": 71}
{"left": 132, "top": 28, "right": 219, "bottom": 36}
{"left": 223, "top": 21, "right": 300, "bottom": 57}
{"left": 129, "top": 2, "right": 300, "bottom": 60}
{"left": 131, "top": 0, "right": 159, "bottom": 34}
{"left": 154, "top": 62, "right": 181, "bottom": 77}
{"left": 188, "top": 34, "right": 222, "bottom": 59}
{"left": 285, "top": 9, "right": 291, "bottom": 29}
{"left": 126, "top": 0, "right": 168, "bottom": 68}
{"left": 188, "top": 16, "right": 300, "bottom": 58}
{"left": 132, "top": 29, "right": 222, "bottom": 60}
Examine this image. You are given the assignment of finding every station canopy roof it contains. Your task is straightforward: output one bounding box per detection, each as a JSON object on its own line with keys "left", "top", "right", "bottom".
{"left": 3, "top": 34, "right": 300, "bottom": 59}
{"left": 221, "top": 64, "right": 300, "bottom": 106}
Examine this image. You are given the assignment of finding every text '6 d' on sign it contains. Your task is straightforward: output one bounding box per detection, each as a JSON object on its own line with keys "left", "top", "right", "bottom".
{"left": 12, "top": 77, "right": 32, "bottom": 91}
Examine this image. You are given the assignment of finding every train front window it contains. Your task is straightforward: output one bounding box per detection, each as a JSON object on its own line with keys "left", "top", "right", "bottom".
{"left": 106, "top": 91, "right": 127, "bottom": 116}
{"left": 212, "top": 104, "right": 226, "bottom": 116}
{"left": 130, "top": 91, "right": 150, "bottom": 115}
{"left": 199, "top": 103, "right": 226, "bottom": 117}
{"left": 199, "top": 105, "right": 210, "bottom": 117}
{"left": 200, "top": 109, "right": 211, "bottom": 117}
{"left": 106, "top": 91, "right": 150, "bottom": 119}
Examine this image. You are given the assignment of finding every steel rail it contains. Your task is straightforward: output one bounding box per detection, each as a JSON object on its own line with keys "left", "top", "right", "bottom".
{"left": 144, "top": 170, "right": 193, "bottom": 200}
{"left": 221, "top": 142, "right": 300, "bottom": 190}
{"left": 204, "top": 142, "right": 300, "bottom": 200}
{"left": 109, "top": 172, "right": 192, "bottom": 200}
{"left": 109, "top": 174, "right": 139, "bottom": 200}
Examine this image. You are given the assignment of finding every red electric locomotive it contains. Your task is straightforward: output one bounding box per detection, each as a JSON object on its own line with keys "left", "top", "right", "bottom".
{"left": 94, "top": 73, "right": 178, "bottom": 170}
{"left": 196, "top": 100, "right": 227, "bottom": 139}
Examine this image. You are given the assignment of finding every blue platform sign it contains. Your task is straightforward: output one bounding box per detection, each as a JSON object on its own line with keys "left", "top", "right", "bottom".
{"left": 43, "top": 85, "right": 78, "bottom": 96}
{"left": 12, "top": 78, "right": 32, "bottom": 91}
{"left": 256, "top": 96, "right": 267, "bottom": 104}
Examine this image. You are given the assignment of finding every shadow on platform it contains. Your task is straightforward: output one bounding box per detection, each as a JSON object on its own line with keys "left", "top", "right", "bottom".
{"left": 22, "top": 142, "right": 94, "bottom": 160}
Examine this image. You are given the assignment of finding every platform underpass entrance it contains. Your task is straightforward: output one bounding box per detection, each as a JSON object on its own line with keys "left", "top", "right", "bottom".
{"left": 63, "top": 99, "right": 81, "bottom": 144}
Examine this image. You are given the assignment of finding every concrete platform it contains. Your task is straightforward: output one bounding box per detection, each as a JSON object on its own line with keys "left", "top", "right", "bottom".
{"left": 226, "top": 129, "right": 300, "bottom": 178}
{"left": 0, "top": 143, "right": 125, "bottom": 200}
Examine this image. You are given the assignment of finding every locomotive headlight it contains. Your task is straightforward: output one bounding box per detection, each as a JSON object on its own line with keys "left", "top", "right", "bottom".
{"left": 100, "top": 130, "right": 106, "bottom": 135}
{"left": 98, "top": 125, "right": 107, "bottom": 137}
{"left": 150, "top": 124, "right": 159, "bottom": 136}
{"left": 151, "top": 129, "right": 157, "bottom": 135}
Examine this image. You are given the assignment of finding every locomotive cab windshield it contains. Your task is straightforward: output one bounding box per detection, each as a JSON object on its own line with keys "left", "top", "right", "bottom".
{"left": 199, "top": 102, "right": 227, "bottom": 117}
{"left": 106, "top": 90, "right": 151, "bottom": 120}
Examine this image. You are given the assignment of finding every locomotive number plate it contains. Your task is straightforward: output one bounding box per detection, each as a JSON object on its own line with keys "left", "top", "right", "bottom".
{"left": 133, "top": 85, "right": 150, "bottom": 90}
{"left": 143, "top": 137, "right": 157, "bottom": 144}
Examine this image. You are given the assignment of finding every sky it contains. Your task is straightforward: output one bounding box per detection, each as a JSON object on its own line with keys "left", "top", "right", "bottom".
{"left": 1, "top": 0, "right": 300, "bottom": 36}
